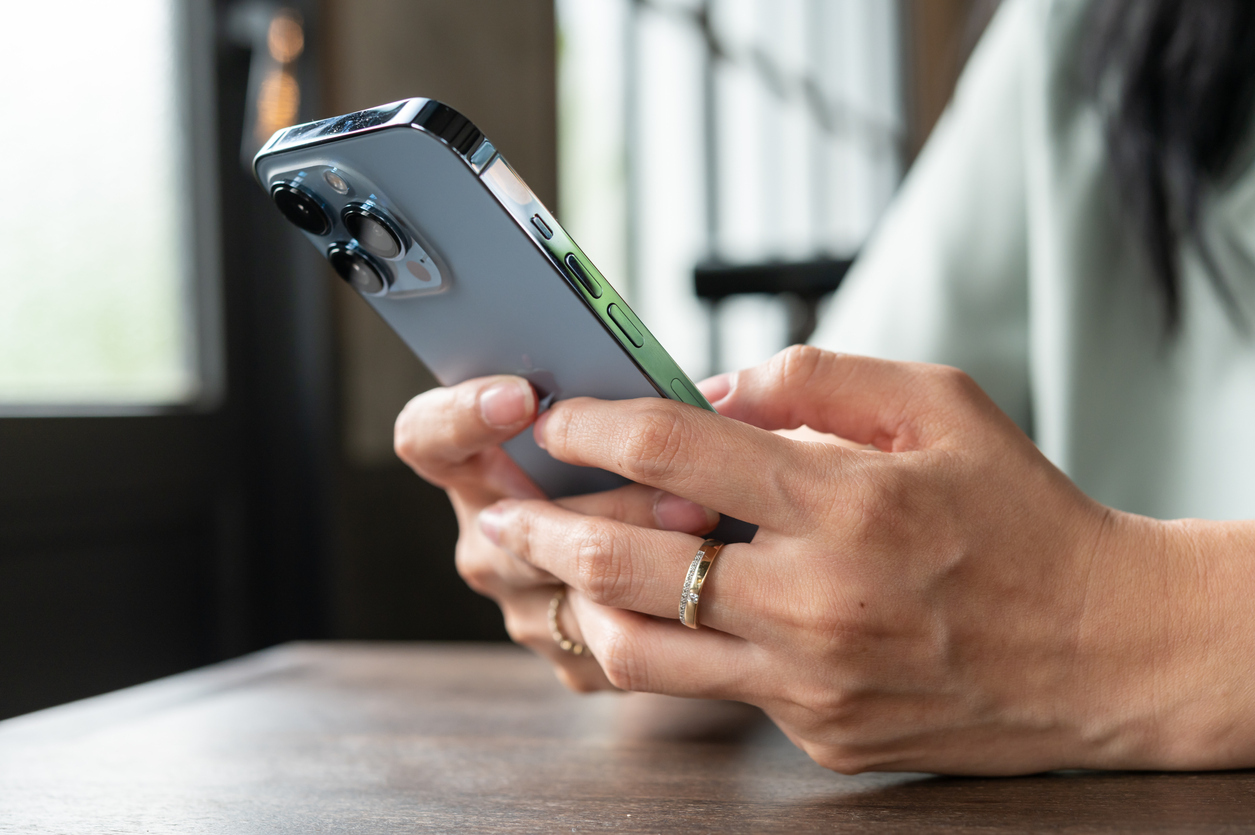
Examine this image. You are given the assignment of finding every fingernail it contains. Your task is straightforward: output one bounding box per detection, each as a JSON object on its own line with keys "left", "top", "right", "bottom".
{"left": 478, "top": 503, "right": 509, "bottom": 546}
{"left": 532, "top": 409, "right": 552, "bottom": 450}
{"left": 697, "top": 373, "right": 734, "bottom": 406}
{"left": 480, "top": 379, "right": 534, "bottom": 429}
{"left": 654, "top": 492, "right": 719, "bottom": 534}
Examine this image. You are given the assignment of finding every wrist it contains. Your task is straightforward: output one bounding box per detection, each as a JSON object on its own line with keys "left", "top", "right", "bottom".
{"left": 1150, "top": 518, "right": 1255, "bottom": 769}
{"left": 1077, "top": 514, "right": 1255, "bottom": 770}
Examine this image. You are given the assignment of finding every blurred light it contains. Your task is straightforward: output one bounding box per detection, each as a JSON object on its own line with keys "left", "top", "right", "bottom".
{"left": 267, "top": 10, "right": 304, "bottom": 64}
{"left": 0, "top": 0, "right": 198, "bottom": 407}
{"left": 256, "top": 67, "right": 300, "bottom": 142}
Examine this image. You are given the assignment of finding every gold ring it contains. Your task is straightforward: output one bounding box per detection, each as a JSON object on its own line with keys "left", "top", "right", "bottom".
{"left": 548, "top": 588, "right": 589, "bottom": 656}
{"left": 679, "top": 539, "right": 725, "bottom": 629}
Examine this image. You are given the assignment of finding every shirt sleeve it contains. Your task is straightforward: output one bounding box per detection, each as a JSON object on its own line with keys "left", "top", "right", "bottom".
{"left": 808, "top": 0, "right": 1034, "bottom": 431}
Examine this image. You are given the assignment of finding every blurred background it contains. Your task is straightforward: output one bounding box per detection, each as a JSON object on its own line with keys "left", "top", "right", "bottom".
{"left": 0, "top": 0, "right": 999, "bottom": 719}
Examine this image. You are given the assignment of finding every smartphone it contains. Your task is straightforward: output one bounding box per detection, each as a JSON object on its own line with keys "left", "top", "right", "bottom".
{"left": 252, "top": 98, "right": 715, "bottom": 501}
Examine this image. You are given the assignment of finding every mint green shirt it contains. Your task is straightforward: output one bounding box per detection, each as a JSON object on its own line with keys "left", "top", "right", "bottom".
{"left": 811, "top": 0, "right": 1255, "bottom": 521}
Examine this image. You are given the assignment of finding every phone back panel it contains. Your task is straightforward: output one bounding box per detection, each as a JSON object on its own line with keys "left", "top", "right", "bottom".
{"left": 255, "top": 119, "right": 658, "bottom": 496}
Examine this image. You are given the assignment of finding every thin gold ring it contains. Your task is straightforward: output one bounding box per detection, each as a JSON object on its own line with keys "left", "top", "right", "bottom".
{"left": 679, "top": 539, "right": 725, "bottom": 629}
{"left": 548, "top": 588, "right": 589, "bottom": 656}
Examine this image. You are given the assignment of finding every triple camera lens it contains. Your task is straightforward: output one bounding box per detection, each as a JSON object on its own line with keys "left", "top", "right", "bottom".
{"left": 270, "top": 180, "right": 408, "bottom": 297}
{"left": 270, "top": 182, "right": 332, "bottom": 236}
{"left": 327, "top": 244, "right": 387, "bottom": 295}
{"left": 342, "top": 205, "right": 405, "bottom": 259}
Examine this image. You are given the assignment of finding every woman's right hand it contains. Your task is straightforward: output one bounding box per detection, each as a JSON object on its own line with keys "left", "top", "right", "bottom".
{"left": 393, "top": 375, "right": 719, "bottom": 692}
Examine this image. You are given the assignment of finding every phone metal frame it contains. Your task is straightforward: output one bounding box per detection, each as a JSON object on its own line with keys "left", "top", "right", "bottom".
{"left": 253, "top": 98, "right": 712, "bottom": 413}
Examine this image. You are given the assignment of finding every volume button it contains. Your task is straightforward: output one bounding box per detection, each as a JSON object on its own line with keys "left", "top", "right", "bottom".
{"left": 564, "top": 254, "right": 602, "bottom": 298}
{"left": 670, "top": 377, "right": 702, "bottom": 407}
{"left": 530, "top": 214, "right": 553, "bottom": 239}
{"left": 606, "top": 304, "right": 644, "bottom": 348}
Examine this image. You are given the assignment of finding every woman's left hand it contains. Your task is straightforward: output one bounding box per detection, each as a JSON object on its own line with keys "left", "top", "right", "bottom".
{"left": 476, "top": 346, "right": 1227, "bottom": 776}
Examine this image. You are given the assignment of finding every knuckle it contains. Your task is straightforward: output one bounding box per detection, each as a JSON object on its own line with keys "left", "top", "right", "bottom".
{"left": 620, "top": 405, "right": 687, "bottom": 483}
{"left": 768, "top": 450, "right": 837, "bottom": 530}
{"left": 541, "top": 405, "right": 577, "bottom": 458}
{"left": 777, "top": 567, "right": 872, "bottom": 654}
{"left": 811, "top": 685, "right": 862, "bottom": 727}
{"left": 454, "top": 539, "right": 495, "bottom": 595}
{"left": 844, "top": 466, "right": 906, "bottom": 546}
{"left": 507, "top": 505, "right": 539, "bottom": 565}
{"left": 393, "top": 386, "right": 477, "bottom": 475}
{"left": 808, "top": 743, "right": 871, "bottom": 776}
{"left": 773, "top": 344, "right": 828, "bottom": 389}
{"left": 443, "top": 406, "right": 489, "bottom": 456}
{"left": 851, "top": 479, "right": 890, "bottom": 536}
{"left": 501, "top": 605, "right": 541, "bottom": 649}
{"left": 392, "top": 399, "right": 425, "bottom": 465}
{"left": 596, "top": 627, "right": 647, "bottom": 692}
{"left": 928, "top": 364, "right": 978, "bottom": 402}
{"left": 803, "top": 599, "right": 854, "bottom": 648}
{"left": 572, "top": 521, "right": 631, "bottom": 605}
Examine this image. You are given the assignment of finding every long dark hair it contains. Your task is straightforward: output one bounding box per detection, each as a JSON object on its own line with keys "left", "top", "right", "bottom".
{"left": 1083, "top": 0, "right": 1255, "bottom": 333}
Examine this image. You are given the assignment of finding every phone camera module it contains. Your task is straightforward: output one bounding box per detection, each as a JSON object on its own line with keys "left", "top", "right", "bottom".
{"left": 343, "top": 204, "right": 406, "bottom": 259}
{"left": 271, "top": 182, "right": 332, "bottom": 236}
{"left": 328, "top": 243, "right": 389, "bottom": 295}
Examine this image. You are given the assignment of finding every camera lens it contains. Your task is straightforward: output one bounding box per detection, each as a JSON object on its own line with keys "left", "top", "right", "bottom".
{"left": 328, "top": 244, "right": 388, "bottom": 295}
{"left": 343, "top": 204, "right": 405, "bottom": 259}
{"left": 271, "top": 182, "right": 332, "bottom": 235}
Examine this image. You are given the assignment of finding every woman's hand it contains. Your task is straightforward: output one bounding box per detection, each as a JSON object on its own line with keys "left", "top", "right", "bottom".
{"left": 393, "top": 375, "right": 718, "bottom": 692}
{"left": 476, "top": 346, "right": 1255, "bottom": 775}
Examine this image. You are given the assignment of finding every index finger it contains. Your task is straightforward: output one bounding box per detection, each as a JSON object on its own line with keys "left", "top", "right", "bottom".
{"left": 533, "top": 396, "right": 817, "bottom": 530}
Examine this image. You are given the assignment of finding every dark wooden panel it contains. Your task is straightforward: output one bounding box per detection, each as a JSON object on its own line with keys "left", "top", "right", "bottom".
{"left": 2, "top": 643, "right": 1253, "bottom": 833}
{"left": 330, "top": 465, "right": 508, "bottom": 641}
{"left": 0, "top": 532, "right": 213, "bottom": 719}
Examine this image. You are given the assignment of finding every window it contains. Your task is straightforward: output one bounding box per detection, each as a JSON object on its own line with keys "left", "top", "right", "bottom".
{"left": 558, "top": 0, "right": 903, "bottom": 376}
{"left": 0, "top": 1, "right": 215, "bottom": 409}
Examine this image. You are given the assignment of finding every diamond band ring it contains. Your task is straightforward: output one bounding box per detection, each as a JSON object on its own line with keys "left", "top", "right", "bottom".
{"left": 679, "top": 539, "right": 725, "bottom": 629}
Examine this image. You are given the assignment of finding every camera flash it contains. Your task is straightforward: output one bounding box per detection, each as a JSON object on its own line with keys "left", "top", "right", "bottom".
{"left": 323, "top": 169, "right": 350, "bottom": 194}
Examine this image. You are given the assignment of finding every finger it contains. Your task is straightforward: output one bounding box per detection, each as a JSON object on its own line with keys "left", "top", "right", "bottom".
{"left": 568, "top": 591, "right": 758, "bottom": 701}
{"left": 499, "top": 587, "right": 613, "bottom": 693}
{"left": 394, "top": 376, "right": 542, "bottom": 493}
{"left": 450, "top": 502, "right": 556, "bottom": 596}
{"left": 556, "top": 484, "right": 720, "bottom": 535}
{"left": 708, "top": 345, "right": 1002, "bottom": 452}
{"left": 532, "top": 394, "right": 815, "bottom": 529}
{"left": 460, "top": 483, "right": 720, "bottom": 604}
{"left": 479, "top": 498, "right": 767, "bottom": 640}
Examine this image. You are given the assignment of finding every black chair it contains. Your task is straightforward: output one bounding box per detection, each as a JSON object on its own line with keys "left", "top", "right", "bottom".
{"left": 694, "top": 256, "right": 854, "bottom": 373}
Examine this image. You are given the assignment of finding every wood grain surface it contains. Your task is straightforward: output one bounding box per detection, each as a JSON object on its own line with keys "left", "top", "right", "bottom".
{"left": 1, "top": 642, "right": 1252, "bottom": 833}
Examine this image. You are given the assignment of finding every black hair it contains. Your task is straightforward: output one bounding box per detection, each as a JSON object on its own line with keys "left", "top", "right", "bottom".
{"left": 1082, "top": 0, "right": 1255, "bottom": 334}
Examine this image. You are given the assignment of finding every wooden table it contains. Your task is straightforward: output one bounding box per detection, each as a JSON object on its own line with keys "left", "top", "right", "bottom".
{"left": 1, "top": 643, "right": 1253, "bottom": 833}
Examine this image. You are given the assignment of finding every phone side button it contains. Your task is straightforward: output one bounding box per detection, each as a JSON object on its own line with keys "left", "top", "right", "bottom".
{"left": 564, "top": 254, "right": 602, "bottom": 298}
{"left": 530, "top": 213, "right": 553, "bottom": 240}
{"left": 606, "top": 304, "right": 644, "bottom": 348}
{"left": 670, "top": 377, "right": 702, "bottom": 407}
